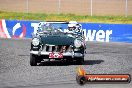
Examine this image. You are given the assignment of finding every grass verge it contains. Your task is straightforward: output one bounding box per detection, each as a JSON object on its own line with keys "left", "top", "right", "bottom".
{"left": 0, "top": 11, "right": 132, "bottom": 24}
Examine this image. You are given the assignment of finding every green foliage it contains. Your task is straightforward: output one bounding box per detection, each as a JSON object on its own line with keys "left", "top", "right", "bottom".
{"left": 0, "top": 11, "right": 132, "bottom": 24}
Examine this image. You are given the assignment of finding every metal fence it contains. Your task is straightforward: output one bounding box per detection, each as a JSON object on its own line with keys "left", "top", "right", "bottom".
{"left": 0, "top": 0, "right": 131, "bottom": 16}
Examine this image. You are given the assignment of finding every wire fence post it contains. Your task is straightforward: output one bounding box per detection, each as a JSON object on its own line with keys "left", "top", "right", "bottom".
{"left": 58, "top": 0, "right": 61, "bottom": 14}
{"left": 90, "top": 0, "right": 93, "bottom": 16}
{"left": 125, "top": 0, "right": 128, "bottom": 17}
{"left": 26, "top": 0, "right": 29, "bottom": 13}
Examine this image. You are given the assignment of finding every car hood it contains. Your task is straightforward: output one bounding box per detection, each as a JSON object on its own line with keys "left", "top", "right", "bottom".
{"left": 41, "top": 34, "right": 75, "bottom": 45}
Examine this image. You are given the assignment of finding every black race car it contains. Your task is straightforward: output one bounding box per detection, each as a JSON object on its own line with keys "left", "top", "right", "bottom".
{"left": 30, "top": 21, "right": 86, "bottom": 66}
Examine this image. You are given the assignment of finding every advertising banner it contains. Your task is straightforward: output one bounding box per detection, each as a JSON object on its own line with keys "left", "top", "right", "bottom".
{"left": 0, "top": 19, "right": 132, "bottom": 43}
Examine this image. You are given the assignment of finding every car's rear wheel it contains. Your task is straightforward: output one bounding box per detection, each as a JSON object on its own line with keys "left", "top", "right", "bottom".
{"left": 30, "top": 54, "right": 37, "bottom": 66}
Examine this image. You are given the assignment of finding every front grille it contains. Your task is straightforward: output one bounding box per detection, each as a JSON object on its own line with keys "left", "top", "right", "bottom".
{"left": 42, "top": 44, "right": 72, "bottom": 52}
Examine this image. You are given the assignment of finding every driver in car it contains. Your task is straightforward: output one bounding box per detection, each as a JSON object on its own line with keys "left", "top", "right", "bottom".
{"left": 67, "top": 21, "right": 77, "bottom": 33}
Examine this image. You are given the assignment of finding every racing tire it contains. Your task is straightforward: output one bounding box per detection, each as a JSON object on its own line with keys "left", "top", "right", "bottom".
{"left": 30, "top": 54, "right": 37, "bottom": 66}
{"left": 76, "top": 75, "right": 86, "bottom": 85}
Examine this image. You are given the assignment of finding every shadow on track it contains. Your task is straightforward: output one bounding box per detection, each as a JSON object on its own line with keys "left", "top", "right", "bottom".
{"left": 84, "top": 60, "right": 104, "bottom": 65}
{"left": 38, "top": 60, "right": 104, "bottom": 66}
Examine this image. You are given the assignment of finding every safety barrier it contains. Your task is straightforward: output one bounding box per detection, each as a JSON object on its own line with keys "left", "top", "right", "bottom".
{"left": 0, "top": 19, "right": 132, "bottom": 43}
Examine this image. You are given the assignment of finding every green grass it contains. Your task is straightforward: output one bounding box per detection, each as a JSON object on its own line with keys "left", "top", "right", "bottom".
{"left": 0, "top": 11, "right": 132, "bottom": 24}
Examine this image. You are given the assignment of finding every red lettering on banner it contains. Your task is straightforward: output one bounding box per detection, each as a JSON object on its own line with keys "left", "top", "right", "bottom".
{"left": 0, "top": 20, "right": 7, "bottom": 38}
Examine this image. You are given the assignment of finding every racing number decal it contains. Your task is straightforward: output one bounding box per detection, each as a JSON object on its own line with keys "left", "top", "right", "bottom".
{"left": 49, "top": 52, "right": 63, "bottom": 58}
{"left": 49, "top": 52, "right": 54, "bottom": 58}
{"left": 58, "top": 53, "right": 63, "bottom": 58}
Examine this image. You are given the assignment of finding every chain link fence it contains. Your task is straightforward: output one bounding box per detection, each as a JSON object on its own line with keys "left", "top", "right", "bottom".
{"left": 0, "top": 0, "right": 132, "bottom": 16}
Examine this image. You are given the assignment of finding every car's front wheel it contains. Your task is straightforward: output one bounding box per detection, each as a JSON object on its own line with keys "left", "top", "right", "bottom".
{"left": 30, "top": 54, "right": 37, "bottom": 66}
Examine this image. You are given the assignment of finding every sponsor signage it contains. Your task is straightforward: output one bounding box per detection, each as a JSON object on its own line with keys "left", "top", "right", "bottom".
{"left": 76, "top": 66, "right": 131, "bottom": 85}
{"left": 0, "top": 19, "right": 132, "bottom": 43}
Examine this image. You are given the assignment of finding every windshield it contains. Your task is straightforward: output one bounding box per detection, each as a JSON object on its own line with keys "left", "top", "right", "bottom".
{"left": 38, "top": 23, "right": 55, "bottom": 33}
{"left": 37, "top": 22, "right": 82, "bottom": 36}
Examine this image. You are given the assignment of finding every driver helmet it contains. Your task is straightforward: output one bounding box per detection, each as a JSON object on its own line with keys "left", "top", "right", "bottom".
{"left": 68, "top": 21, "right": 78, "bottom": 33}
{"left": 75, "top": 24, "right": 82, "bottom": 33}
{"left": 68, "top": 21, "right": 82, "bottom": 33}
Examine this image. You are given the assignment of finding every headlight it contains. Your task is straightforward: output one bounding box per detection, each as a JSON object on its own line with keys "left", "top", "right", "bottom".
{"left": 74, "top": 39, "right": 82, "bottom": 48}
{"left": 32, "top": 38, "right": 39, "bottom": 46}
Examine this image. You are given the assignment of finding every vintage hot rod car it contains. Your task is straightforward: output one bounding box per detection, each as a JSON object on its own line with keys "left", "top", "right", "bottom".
{"left": 30, "top": 21, "right": 86, "bottom": 66}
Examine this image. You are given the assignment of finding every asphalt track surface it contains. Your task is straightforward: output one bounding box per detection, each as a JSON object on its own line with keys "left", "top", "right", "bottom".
{"left": 0, "top": 38, "right": 132, "bottom": 88}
